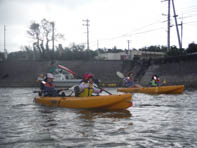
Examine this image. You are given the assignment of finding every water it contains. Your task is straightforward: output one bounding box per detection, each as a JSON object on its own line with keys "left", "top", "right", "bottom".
{"left": 0, "top": 88, "right": 197, "bottom": 148}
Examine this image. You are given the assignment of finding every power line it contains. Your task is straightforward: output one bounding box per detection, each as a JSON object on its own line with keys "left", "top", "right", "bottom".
{"left": 184, "top": 20, "right": 197, "bottom": 24}
{"left": 90, "top": 20, "right": 165, "bottom": 43}
{"left": 131, "top": 19, "right": 164, "bottom": 33}
{"left": 89, "top": 26, "right": 165, "bottom": 49}
{"left": 135, "top": 27, "right": 165, "bottom": 35}
{"left": 180, "top": 5, "right": 197, "bottom": 12}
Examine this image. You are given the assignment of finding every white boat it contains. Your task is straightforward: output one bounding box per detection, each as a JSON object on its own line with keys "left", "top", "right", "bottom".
{"left": 53, "top": 72, "right": 81, "bottom": 87}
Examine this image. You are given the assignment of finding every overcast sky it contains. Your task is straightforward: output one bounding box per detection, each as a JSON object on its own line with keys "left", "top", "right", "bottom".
{"left": 0, "top": 0, "right": 197, "bottom": 52}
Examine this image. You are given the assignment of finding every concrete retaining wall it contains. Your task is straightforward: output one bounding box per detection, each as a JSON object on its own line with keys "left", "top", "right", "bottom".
{"left": 1, "top": 54, "right": 197, "bottom": 89}
{"left": 0, "top": 60, "right": 123, "bottom": 87}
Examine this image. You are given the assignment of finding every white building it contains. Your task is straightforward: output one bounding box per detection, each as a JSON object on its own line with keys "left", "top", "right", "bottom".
{"left": 95, "top": 52, "right": 126, "bottom": 60}
{"left": 95, "top": 50, "right": 165, "bottom": 60}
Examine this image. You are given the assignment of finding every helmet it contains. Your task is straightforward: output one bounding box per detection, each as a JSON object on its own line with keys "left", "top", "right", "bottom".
{"left": 47, "top": 73, "right": 54, "bottom": 79}
{"left": 128, "top": 72, "right": 133, "bottom": 77}
{"left": 83, "top": 73, "right": 93, "bottom": 81}
{"left": 153, "top": 76, "right": 157, "bottom": 80}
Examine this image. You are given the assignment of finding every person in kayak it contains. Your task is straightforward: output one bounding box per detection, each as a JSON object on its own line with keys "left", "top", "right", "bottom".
{"left": 42, "top": 73, "right": 58, "bottom": 96}
{"left": 37, "top": 73, "right": 47, "bottom": 91}
{"left": 78, "top": 73, "right": 103, "bottom": 97}
{"left": 151, "top": 74, "right": 160, "bottom": 87}
{"left": 41, "top": 73, "right": 65, "bottom": 96}
{"left": 123, "top": 72, "right": 142, "bottom": 88}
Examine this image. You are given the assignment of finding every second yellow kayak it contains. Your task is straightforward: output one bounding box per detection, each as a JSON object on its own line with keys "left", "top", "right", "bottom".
{"left": 117, "top": 85, "right": 184, "bottom": 94}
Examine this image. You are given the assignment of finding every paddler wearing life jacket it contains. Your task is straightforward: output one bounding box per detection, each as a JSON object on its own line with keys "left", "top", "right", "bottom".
{"left": 43, "top": 73, "right": 58, "bottom": 96}
{"left": 124, "top": 72, "right": 134, "bottom": 87}
{"left": 151, "top": 74, "right": 160, "bottom": 87}
{"left": 124, "top": 72, "right": 142, "bottom": 88}
{"left": 78, "top": 73, "right": 103, "bottom": 97}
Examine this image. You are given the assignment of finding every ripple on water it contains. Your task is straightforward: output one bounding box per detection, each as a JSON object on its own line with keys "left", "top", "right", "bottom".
{"left": 1, "top": 88, "right": 197, "bottom": 147}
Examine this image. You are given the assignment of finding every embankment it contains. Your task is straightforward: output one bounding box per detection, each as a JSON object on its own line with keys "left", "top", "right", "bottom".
{"left": 0, "top": 60, "right": 123, "bottom": 87}
{"left": 0, "top": 54, "right": 197, "bottom": 89}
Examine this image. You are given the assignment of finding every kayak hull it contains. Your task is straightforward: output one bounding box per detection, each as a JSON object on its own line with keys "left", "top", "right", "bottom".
{"left": 34, "top": 93, "right": 132, "bottom": 110}
{"left": 117, "top": 85, "right": 184, "bottom": 94}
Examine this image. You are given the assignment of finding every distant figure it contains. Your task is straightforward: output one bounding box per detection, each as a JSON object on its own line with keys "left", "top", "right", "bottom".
{"left": 123, "top": 72, "right": 142, "bottom": 88}
{"left": 163, "top": 79, "right": 167, "bottom": 85}
{"left": 37, "top": 73, "right": 46, "bottom": 92}
{"left": 151, "top": 74, "right": 160, "bottom": 87}
{"left": 78, "top": 73, "right": 103, "bottom": 97}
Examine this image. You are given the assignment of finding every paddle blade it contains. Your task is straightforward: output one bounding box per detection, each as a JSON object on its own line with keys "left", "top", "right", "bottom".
{"left": 116, "top": 71, "right": 125, "bottom": 79}
{"left": 58, "top": 65, "right": 76, "bottom": 75}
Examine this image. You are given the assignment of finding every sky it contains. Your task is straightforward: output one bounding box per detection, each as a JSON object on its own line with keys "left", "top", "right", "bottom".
{"left": 0, "top": 0, "right": 197, "bottom": 53}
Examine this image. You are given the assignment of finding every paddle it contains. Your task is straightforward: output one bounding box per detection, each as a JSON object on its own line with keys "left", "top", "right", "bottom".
{"left": 93, "top": 84, "right": 112, "bottom": 95}
{"left": 116, "top": 71, "right": 125, "bottom": 79}
{"left": 13, "top": 91, "right": 40, "bottom": 95}
{"left": 58, "top": 65, "right": 76, "bottom": 75}
{"left": 116, "top": 71, "right": 143, "bottom": 88}
{"left": 58, "top": 65, "right": 112, "bottom": 95}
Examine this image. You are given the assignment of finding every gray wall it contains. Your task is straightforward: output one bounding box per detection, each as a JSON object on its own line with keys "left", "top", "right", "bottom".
{"left": 1, "top": 54, "right": 197, "bottom": 89}
{"left": 0, "top": 60, "right": 123, "bottom": 87}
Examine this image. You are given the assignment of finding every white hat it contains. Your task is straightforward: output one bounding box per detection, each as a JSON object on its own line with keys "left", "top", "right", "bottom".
{"left": 47, "top": 73, "right": 54, "bottom": 79}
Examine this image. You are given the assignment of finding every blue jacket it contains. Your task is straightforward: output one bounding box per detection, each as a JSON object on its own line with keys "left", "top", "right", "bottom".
{"left": 43, "top": 82, "right": 57, "bottom": 96}
{"left": 124, "top": 78, "right": 134, "bottom": 87}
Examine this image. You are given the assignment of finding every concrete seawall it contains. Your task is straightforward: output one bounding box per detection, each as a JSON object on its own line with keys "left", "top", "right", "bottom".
{"left": 130, "top": 54, "right": 197, "bottom": 89}
{"left": 0, "top": 60, "right": 123, "bottom": 87}
{"left": 0, "top": 54, "right": 197, "bottom": 89}
{"left": 140, "top": 54, "right": 197, "bottom": 89}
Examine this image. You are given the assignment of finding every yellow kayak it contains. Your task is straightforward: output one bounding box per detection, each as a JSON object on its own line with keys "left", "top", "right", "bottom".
{"left": 34, "top": 93, "right": 132, "bottom": 110}
{"left": 117, "top": 85, "right": 184, "bottom": 94}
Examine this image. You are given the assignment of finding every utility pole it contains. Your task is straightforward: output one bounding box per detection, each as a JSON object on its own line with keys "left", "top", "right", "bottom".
{"left": 178, "top": 20, "right": 183, "bottom": 48}
{"left": 51, "top": 22, "right": 55, "bottom": 52}
{"left": 180, "top": 14, "right": 183, "bottom": 48}
{"left": 82, "top": 19, "right": 90, "bottom": 50}
{"left": 162, "top": 0, "right": 171, "bottom": 50}
{"left": 97, "top": 40, "right": 99, "bottom": 49}
{"left": 4, "top": 25, "right": 8, "bottom": 60}
{"left": 167, "top": 0, "right": 171, "bottom": 50}
{"left": 172, "top": 0, "right": 182, "bottom": 49}
{"left": 180, "top": 20, "right": 183, "bottom": 48}
{"left": 127, "top": 40, "right": 131, "bottom": 50}
{"left": 127, "top": 40, "right": 132, "bottom": 59}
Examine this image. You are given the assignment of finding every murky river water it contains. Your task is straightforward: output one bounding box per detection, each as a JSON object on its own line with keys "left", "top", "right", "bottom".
{"left": 0, "top": 88, "right": 197, "bottom": 148}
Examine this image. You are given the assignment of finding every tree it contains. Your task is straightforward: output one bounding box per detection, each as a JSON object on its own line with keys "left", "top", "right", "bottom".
{"left": 139, "top": 45, "right": 167, "bottom": 52}
{"left": 166, "top": 46, "right": 185, "bottom": 56}
{"left": 27, "top": 18, "right": 64, "bottom": 59}
{"left": 186, "top": 42, "right": 197, "bottom": 54}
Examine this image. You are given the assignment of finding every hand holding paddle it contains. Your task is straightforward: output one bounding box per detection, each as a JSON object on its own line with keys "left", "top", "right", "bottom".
{"left": 93, "top": 84, "right": 112, "bottom": 95}
{"left": 58, "top": 64, "right": 112, "bottom": 95}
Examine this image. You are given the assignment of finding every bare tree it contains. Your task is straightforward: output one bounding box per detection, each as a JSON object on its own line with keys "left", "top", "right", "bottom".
{"left": 27, "top": 18, "right": 64, "bottom": 58}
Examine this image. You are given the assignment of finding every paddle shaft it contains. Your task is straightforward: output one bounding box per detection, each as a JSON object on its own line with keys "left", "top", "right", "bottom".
{"left": 101, "top": 89, "right": 112, "bottom": 95}
{"left": 93, "top": 85, "right": 112, "bottom": 95}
